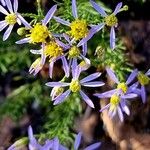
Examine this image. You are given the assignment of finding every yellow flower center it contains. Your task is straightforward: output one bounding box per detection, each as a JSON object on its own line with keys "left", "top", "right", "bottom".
{"left": 69, "top": 79, "right": 81, "bottom": 92}
{"left": 117, "top": 82, "right": 128, "bottom": 93}
{"left": 30, "top": 23, "right": 50, "bottom": 43}
{"left": 44, "top": 41, "right": 63, "bottom": 60}
{"left": 137, "top": 72, "right": 150, "bottom": 86}
{"left": 105, "top": 14, "right": 118, "bottom": 27}
{"left": 31, "top": 58, "right": 42, "bottom": 68}
{"left": 69, "top": 19, "right": 89, "bottom": 40}
{"left": 110, "top": 94, "right": 120, "bottom": 111}
{"left": 69, "top": 46, "right": 80, "bottom": 58}
{"left": 5, "top": 13, "right": 17, "bottom": 25}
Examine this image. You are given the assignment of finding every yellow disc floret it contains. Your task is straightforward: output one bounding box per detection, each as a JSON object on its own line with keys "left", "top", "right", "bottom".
{"left": 5, "top": 13, "right": 17, "bottom": 25}
{"left": 69, "top": 79, "right": 81, "bottom": 92}
{"left": 117, "top": 82, "right": 128, "bottom": 93}
{"left": 52, "top": 87, "right": 64, "bottom": 97}
{"left": 105, "top": 14, "right": 118, "bottom": 27}
{"left": 31, "top": 58, "right": 42, "bottom": 68}
{"left": 30, "top": 23, "right": 50, "bottom": 43}
{"left": 44, "top": 41, "right": 63, "bottom": 60}
{"left": 69, "top": 46, "right": 80, "bottom": 58}
{"left": 137, "top": 72, "right": 150, "bottom": 86}
{"left": 110, "top": 94, "right": 120, "bottom": 111}
{"left": 69, "top": 19, "right": 89, "bottom": 40}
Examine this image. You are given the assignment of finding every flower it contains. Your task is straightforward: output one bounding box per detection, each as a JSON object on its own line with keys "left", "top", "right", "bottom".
{"left": 46, "top": 66, "right": 105, "bottom": 108}
{"left": 94, "top": 68, "right": 138, "bottom": 121}
{"left": 130, "top": 69, "right": 150, "bottom": 103}
{"left": 54, "top": 0, "right": 104, "bottom": 47}
{"left": 30, "top": 40, "right": 69, "bottom": 78}
{"left": 90, "top": 0, "right": 128, "bottom": 50}
{"left": 16, "top": 5, "right": 57, "bottom": 44}
{"left": 0, "top": 0, "right": 30, "bottom": 41}
{"left": 0, "top": 0, "right": 6, "bottom": 6}
{"left": 74, "top": 132, "right": 101, "bottom": 150}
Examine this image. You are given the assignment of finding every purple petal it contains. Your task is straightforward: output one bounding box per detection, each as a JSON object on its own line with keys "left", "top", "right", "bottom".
{"left": 0, "top": 5, "right": 8, "bottom": 15}
{"left": 49, "top": 59, "right": 55, "bottom": 78}
{"left": 77, "top": 24, "right": 105, "bottom": 47}
{"left": 94, "top": 89, "right": 117, "bottom": 98}
{"left": 85, "top": 142, "right": 101, "bottom": 150}
{"left": 63, "top": 33, "right": 72, "bottom": 45}
{"left": 110, "top": 27, "right": 116, "bottom": 50}
{"left": 15, "top": 37, "right": 30, "bottom": 44}
{"left": 46, "top": 82, "right": 69, "bottom": 87}
{"left": 56, "top": 39, "right": 70, "bottom": 50}
{"left": 82, "top": 42, "right": 87, "bottom": 56}
{"left": 117, "top": 106, "right": 124, "bottom": 122}
{"left": 0, "top": 0, "right": 6, "bottom": 6}
{"left": 3, "top": 25, "right": 13, "bottom": 41}
{"left": 72, "top": 58, "right": 78, "bottom": 79}
{"left": 17, "top": 14, "right": 32, "bottom": 28}
{"left": 5, "top": 0, "right": 13, "bottom": 13}
{"left": 53, "top": 137, "right": 59, "bottom": 150}
{"left": 120, "top": 100, "right": 130, "bottom": 115}
{"left": 80, "top": 90, "right": 95, "bottom": 108}
{"left": 100, "top": 104, "right": 111, "bottom": 112}
{"left": 82, "top": 81, "right": 105, "bottom": 87}
{"left": 121, "top": 93, "right": 137, "bottom": 99}
{"left": 42, "top": 5, "right": 57, "bottom": 25}
{"left": 113, "top": 2, "right": 123, "bottom": 15}
{"left": 14, "top": 0, "right": 18, "bottom": 12}
{"left": 74, "top": 132, "right": 82, "bottom": 150}
{"left": 80, "top": 72, "right": 101, "bottom": 84}
{"left": 72, "top": 0, "right": 78, "bottom": 18}
{"left": 61, "top": 56, "right": 69, "bottom": 77}
{"left": 106, "top": 67, "right": 119, "bottom": 83}
{"left": 141, "top": 85, "right": 146, "bottom": 103}
{"left": 53, "top": 16, "right": 70, "bottom": 26}
{"left": 54, "top": 89, "right": 71, "bottom": 105}
{"left": 90, "top": 0, "right": 107, "bottom": 17}
{"left": 146, "top": 69, "right": 150, "bottom": 76}
{"left": 126, "top": 69, "right": 138, "bottom": 85}
{"left": 30, "top": 50, "right": 42, "bottom": 55}
{"left": 0, "top": 21, "right": 7, "bottom": 31}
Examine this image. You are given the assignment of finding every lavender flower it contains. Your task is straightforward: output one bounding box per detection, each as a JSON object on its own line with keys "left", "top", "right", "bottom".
{"left": 16, "top": 5, "right": 57, "bottom": 44}
{"left": 54, "top": 0, "right": 104, "bottom": 47}
{"left": 94, "top": 68, "right": 138, "bottom": 121}
{"left": 130, "top": 69, "right": 150, "bottom": 103}
{"left": 30, "top": 40, "right": 69, "bottom": 78}
{"left": 46, "top": 66, "right": 105, "bottom": 108}
{"left": 0, "top": 0, "right": 30, "bottom": 40}
{"left": 90, "top": 1, "right": 128, "bottom": 50}
{"left": 74, "top": 132, "right": 101, "bottom": 150}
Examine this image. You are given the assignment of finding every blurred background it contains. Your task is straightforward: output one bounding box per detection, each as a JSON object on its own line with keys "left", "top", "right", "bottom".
{"left": 0, "top": 0, "right": 150, "bottom": 149}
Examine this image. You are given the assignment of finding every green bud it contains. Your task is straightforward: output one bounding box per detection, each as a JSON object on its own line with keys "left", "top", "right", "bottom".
{"left": 17, "top": 27, "right": 27, "bottom": 36}
{"left": 123, "top": 5, "right": 129, "bottom": 11}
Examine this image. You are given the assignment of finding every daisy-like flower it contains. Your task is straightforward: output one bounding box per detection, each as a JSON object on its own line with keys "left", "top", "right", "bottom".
{"left": 0, "top": 0, "right": 30, "bottom": 41}
{"left": 90, "top": 0, "right": 128, "bottom": 50}
{"left": 46, "top": 66, "right": 105, "bottom": 108}
{"left": 130, "top": 69, "right": 150, "bottom": 103}
{"left": 0, "top": 0, "right": 6, "bottom": 6}
{"left": 74, "top": 132, "right": 101, "bottom": 150}
{"left": 54, "top": 0, "right": 104, "bottom": 47}
{"left": 16, "top": 5, "right": 57, "bottom": 44}
{"left": 94, "top": 68, "right": 138, "bottom": 121}
{"left": 30, "top": 39, "right": 69, "bottom": 78}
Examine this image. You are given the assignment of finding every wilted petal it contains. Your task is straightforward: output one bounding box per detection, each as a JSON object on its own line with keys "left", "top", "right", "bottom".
{"left": 54, "top": 89, "right": 71, "bottom": 105}
{"left": 54, "top": 16, "right": 70, "bottom": 26}
{"left": 74, "top": 132, "right": 82, "bottom": 150}
{"left": 46, "top": 82, "right": 69, "bottom": 87}
{"left": 42, "top": 5, "right": 57, "bottom": 25}
{"left": 72, "top": 0, "right": 78, "bottom": 18}
{"left": 14, "top": 0, "right": 18, "bottom": 12}
{"left": 80, "top": 72, "right": 101, "bottom": 83}
{"left": 61, "top": 56, "right": 69, "bottom": 77}
{"left": 94, "top": 89, "right": 117, "bottom": 98}
{"left": 141, "top": 85, "right": 146, "bottom": 103}
{"left": 15, "top": 37, "right": 30, "bottom": 44}
{"left": 110, "top": 27, "right": 116, "bottom": 50}
{"left": 113, "top": 2, "right": 123, "bottom": 15}
{"left": 80, "top": 90, "right": 94, "bottom": 108}
{"left": 90, "top": 0, "right": 107, "bottom": 17}
{"left": 0, "top": 5, "right": 8, "bottom": 15}
{"left": 3, "top": 25, "right": 13, "bottom": 41}
{"left": 82, "top": 81, "right": 105, "bottom": 87}
{"left": 84, "top": 142, "right": 101, "bottom": 150}
{"left": 106, "top": 67, "right": 119, "bottom": 83}
{"left": 126, "top": 69, "right": 138, "bottom": 85}
{"left": 5, "top": 0, "right": 13, "bottom": 13}
{"left": 117, "top": 106, "right": 124, "bottom": 122}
